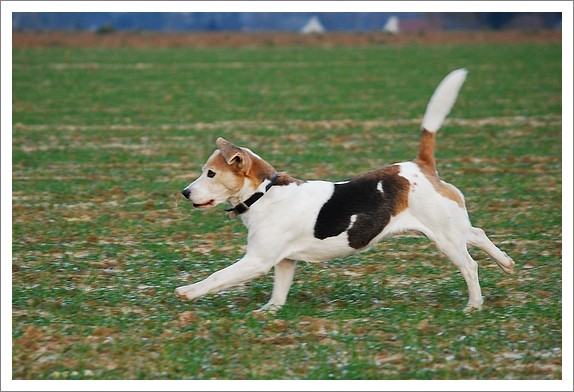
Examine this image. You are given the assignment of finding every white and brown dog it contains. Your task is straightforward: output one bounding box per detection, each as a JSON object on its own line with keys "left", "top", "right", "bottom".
{"left": 178, "top": 69, "right": 515, "bottom": 312}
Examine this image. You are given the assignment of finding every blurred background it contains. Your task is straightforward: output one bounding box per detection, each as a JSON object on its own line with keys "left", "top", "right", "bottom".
{"left": 12, "top": 12, "right": 563, "bottom": 33}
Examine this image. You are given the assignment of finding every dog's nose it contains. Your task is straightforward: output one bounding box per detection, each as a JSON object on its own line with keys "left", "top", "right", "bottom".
{"left": 182, "top": 189, "right": 191, "bottom": 199}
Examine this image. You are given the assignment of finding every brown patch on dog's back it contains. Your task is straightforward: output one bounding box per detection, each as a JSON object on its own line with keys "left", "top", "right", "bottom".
{"left": 376, "top": 165, "right": 410, "bottom": 215}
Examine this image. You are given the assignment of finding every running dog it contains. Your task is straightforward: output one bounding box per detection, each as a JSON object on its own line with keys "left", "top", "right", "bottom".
{"left": 177, "top": 69, "right": 515, "bottom": 312}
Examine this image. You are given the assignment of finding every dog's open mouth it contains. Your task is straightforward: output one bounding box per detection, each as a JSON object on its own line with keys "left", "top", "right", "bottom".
{"left": 192, "top": 200, "right": 215, "bottom": 209}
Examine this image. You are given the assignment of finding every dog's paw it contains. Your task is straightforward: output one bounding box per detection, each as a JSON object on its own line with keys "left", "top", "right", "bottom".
{"left": 175, "top": 286, "right": 194, "bottom": 300}
{"left": 501, "top": 254, "right": 516, "bottom": 274}
{"left": 463, "top": 302, "right": 483, "bottom": 314}
{"left": 254, "top": 303, "right": 282, "bottom": 315}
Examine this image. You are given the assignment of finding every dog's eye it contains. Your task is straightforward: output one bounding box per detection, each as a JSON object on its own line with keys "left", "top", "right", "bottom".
{"left": 207, "top": 169, "right": 216, "bottom": 178}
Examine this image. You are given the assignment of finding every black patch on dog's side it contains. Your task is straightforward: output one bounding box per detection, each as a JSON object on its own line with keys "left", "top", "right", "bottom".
{"left": 314, "top": 170, "right": 404, "bottom": 249}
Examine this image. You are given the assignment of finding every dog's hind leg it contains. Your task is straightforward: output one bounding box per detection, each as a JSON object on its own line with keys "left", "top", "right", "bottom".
{"left": 257, "top": 259, "right": 297, "bottom": 312}
{"left": 176, "top": 254, "right": 274, "bottom": 301}
{"left": 434, "top": 235, "right": 484, "bottom": 312}
{"left": 467, "top": 227, "right": 515, "bottom": 274}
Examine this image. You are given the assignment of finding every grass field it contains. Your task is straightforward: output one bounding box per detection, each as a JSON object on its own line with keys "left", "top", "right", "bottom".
{"left": 11, "top": 39, "right": 562, "bottom": 380}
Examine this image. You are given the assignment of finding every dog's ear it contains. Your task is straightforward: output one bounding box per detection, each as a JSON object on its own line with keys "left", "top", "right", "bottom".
{"left": 216, "top": 137, "right": 251, "bottom": 171}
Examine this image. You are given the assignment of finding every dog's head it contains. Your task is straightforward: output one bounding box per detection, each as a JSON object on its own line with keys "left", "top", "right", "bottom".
{"left": 181, "top": 138, "right": 276, "bottom": 209}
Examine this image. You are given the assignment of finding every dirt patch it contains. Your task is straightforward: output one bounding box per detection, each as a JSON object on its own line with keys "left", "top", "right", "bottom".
{"left": 12, "top": 30, "right": 561, "bottom": 48}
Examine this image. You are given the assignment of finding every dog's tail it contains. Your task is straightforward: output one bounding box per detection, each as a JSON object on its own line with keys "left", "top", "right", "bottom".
{"left": 418, "top": 68, "right": 468, "bottom": 170}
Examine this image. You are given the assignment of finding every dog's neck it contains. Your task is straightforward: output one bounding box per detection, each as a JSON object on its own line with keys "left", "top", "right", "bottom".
{"left": 226, "top": 174, "right": 280, "bottom": 219}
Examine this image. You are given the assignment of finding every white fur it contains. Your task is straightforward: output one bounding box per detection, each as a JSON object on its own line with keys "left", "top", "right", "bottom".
{"left": 421, "top": 68, "right": 468, "bottom": 132}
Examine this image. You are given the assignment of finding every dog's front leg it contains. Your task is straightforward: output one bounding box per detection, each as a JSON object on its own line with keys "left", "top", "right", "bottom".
{"left": 257, "top": 259, "right": 297, "bottom": 312}
{"left": 176, "top": 254, "right": 273, "bottom": 301}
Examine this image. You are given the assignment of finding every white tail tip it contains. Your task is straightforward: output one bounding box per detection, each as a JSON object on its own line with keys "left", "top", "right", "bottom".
{"left": 421, "top": 68, "right": 468, "bottom": 133}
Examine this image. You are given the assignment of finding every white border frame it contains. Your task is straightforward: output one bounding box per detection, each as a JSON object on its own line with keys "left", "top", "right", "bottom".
{"left": 2, "top": 2, "right": 572, "bottom": 391}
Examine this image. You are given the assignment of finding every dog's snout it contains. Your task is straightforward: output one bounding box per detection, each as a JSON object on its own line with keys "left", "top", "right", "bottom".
{"left": 182, "top": 188, "right": 191, "bottom": 199}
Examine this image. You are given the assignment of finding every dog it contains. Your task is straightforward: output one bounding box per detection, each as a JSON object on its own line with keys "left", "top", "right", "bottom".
{"left": 177, "top": 69, "right": 515, "bottom": 313}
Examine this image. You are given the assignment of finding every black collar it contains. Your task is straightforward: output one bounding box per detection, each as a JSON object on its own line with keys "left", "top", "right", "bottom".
{"left": 226, "top": 173, "right": 280, "bottom": 219}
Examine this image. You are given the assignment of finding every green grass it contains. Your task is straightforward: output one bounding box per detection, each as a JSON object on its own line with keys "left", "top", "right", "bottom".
{"left": 12, "top": 42, "right": 562, "bottom": 380}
